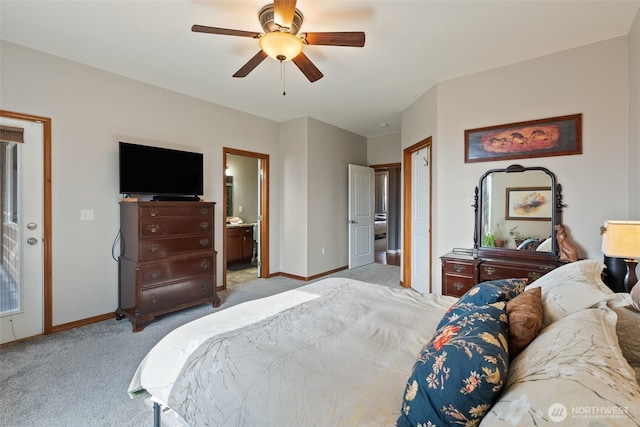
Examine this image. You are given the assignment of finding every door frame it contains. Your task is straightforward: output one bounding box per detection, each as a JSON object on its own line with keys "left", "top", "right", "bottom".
{"left": 222, "top": 147, "right": 269, "bottom": 288}
{"left": 0, "top": 110, "right": 53, "bottom": 335}
{"left": 402, "top": 137, "right": 432, "bottom": 290}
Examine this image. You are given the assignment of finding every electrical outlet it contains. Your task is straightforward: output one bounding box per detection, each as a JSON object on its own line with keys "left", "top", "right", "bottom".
{"left": 321, "top": 247, "right": 326, "bottom": 255}
{"left": 80, "top": 209, "right": 95, "bottom": 221}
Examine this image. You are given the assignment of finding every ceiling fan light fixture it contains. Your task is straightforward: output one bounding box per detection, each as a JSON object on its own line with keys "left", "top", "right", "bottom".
{"left": 259, "top": 31, "right": 303, "bottom": 61}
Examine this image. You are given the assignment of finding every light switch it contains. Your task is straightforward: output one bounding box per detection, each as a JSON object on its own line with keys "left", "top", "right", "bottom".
{"left": 80, "top": 209, "right": 95, "bottom": 221}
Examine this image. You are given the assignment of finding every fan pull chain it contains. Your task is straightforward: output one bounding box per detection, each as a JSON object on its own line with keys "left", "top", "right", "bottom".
{"left": 280, "top": 59, "right": 286, "bottom": 96}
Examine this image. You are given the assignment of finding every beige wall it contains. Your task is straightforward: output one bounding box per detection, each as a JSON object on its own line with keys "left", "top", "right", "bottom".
{"left": 279, "top": 118, "right": 309, "bottom": 277}
{"left": 367, "top": 133, "right": 401, "bottom": 165}
{"left": 307, "top": 117, "right": 367, "bottom": 276}
{"left": 629, "top": 9, "right": 640, "bottom": 218}
{"left": 279, "top": 117, "right": 367, "bottom": 277}
{"left": 403, "top": 35, "right": 637, "bottom": 294}
{"left": 0, "top": 41, "right": 281, "bottom": 325}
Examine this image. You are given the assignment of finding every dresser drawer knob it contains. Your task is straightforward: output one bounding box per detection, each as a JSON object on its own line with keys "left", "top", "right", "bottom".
{"left": 454, "top": 282, "right": 464, "bottom": 290}
{"left": 148, "top": 244, "right": 159, "bottom": 253}
{"left": 200, "top": 222, "right": 209, "bottom": 230}
{"left": 150, "top": 296, "right": 160, "bottom": 304}
{"left": 200, "top": 260, "right": 211, "bottom": 269}
{"left": 149, "top": 270, "right": 161, "bottom": 279}
{"left": 200, "top": 283, "right": 210, "bottom": 292}
{"left": 199, "top": 238, "right": 209, "bottom": 247}
{"left": 149, "top": 208, "right": 158, "bottom": 217}
{"left": 484, "top": 266, "right": 496, "bottom": 276}
{"left": 147, "top": 224, "right": 159, "bottom": 233}
{"left": 454, "top": 264, "right": 465, "bottom": 273}
{"left": 200, "top": 208, "right": 208, "bottom": 215}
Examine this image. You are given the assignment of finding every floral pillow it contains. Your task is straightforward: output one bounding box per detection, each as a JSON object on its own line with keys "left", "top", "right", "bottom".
{"left": 437, "top": 279, "right": 527, "bottom": 330}
{"left": 397, "top": 302, "right": 510, "bottom": 426}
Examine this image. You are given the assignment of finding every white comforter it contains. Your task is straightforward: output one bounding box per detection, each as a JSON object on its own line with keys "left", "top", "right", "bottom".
{"left": 129, "top": 278, "right": 456, "bottom": 426}
{"left": 129, "top": 276, "right": 640, "bottom": 426}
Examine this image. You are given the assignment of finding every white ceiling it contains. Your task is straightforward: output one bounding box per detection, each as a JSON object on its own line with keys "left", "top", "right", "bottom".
{"left": 1, "top": 1, "right": 638, "bottom": 137}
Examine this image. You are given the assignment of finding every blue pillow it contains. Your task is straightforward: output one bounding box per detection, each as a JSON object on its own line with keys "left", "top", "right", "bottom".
{"left": 397, "top": 302, "right": 509, "bottom": 427}
{"left": 437, "top": 279, "right": 526, "bottom": 330}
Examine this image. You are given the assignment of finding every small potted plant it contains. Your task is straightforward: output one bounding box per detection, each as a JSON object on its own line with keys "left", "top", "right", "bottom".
{"left": 482, "top": 231, "right": 496, "bottom": 247}
{"left": 494, "top": 223, "right": 505, "bottom": 247}
{"left": 509, "top": 226, "right": 524, "bottom": 246}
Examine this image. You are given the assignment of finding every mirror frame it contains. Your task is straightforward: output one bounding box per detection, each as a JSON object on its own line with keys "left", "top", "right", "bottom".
{"left": 473, "top": 164, "right": 564, "bottom": 261}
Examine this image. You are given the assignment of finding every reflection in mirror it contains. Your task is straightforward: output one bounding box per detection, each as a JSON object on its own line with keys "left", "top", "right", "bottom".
{"left": 479, "top": 166, "right": 556, "bottom": 254}
{"left": 375, "top": 171, "right": 388, "bottom": 215}
{"left": 226, "top": 176, "right": 233, "bottom": 217}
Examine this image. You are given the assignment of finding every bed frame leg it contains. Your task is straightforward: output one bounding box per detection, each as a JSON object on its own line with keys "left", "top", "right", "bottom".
{"left": 153, "top": 402, "right": 161, "bottom": 427}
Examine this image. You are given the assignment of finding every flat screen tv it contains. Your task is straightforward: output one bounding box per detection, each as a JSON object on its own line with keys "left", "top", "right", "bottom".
{"left": 119, "top": 142, "right": 204, "bottom": 199}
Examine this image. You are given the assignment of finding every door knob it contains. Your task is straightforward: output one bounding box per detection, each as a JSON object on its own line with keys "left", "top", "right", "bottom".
{"left": 348, "top": 220, "right": 357, "bottom": 224}
{"left": 27, "top": 237, "right": 38, "bottom": 245}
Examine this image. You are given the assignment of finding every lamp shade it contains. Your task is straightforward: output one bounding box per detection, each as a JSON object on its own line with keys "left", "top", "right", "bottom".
{"left": 259, "top": 31, "right": 303, "bottom": 61}
{"left": 601, "top": 220, "right": 640, "bottom": 258}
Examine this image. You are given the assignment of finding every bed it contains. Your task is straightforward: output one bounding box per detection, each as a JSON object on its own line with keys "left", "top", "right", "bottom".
{"left": 128, "top": 260, "right": 640, "bottom": 426}
{"left": 375, "top": 213, "right": 387, "bottom": 238}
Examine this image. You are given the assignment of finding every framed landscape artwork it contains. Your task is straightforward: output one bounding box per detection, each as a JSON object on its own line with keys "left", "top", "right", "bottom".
{"left": 465, "top": 114, "right": 582, "bottom": 163}
{"left": 505, "top": 187, "right": 553, "bottom": 221}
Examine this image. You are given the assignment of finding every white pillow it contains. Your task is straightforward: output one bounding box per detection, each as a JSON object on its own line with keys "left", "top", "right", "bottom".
{"left": 483, "top": 307, "right": 640, "bottom": 425}
{"left": 535, "top": 237, "right": 552, "bottom": 252}
{"left": 527, "top": 259, "right": 613, "bottom": 326}
{"left": 630, "top": 283, "right": 640, "bottom": 312}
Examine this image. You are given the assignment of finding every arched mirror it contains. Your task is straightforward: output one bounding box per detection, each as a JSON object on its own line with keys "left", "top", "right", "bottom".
{"left": 474, "top": 164, "right": 563, "bottom": 261}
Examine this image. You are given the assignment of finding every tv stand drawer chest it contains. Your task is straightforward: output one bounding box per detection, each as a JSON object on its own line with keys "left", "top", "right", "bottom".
{"left": 117, "top": 201, "right": 220, "bottom": 332}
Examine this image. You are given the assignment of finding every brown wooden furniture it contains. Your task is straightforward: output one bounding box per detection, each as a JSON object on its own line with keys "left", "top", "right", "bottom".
{"left": 441, "top": 165, "right": 570, "bottom": 297}
{"left": 226, "top": 225, "right": 254, "bottom": 264}
{"left": 117, "top": 201, "right": 220, "bottom": 332}
{"left": 441, "top": 251, "right": 562, "bottom": 297}
{"left": 440, "top": 252, "right": 478, "bottom": 297}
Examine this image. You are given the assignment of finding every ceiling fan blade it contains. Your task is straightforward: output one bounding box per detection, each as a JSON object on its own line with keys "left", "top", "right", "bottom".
{"left": 303, "top": 32, "right": 366, "bottom": 47}
{"left": 233, "top": 50, "right": 268, "bottom": 78}
{"left": 274, "top": 0, "right": 297, "bottom": 29}
{"left": 192, "top": 25, "right": 261, "bottom": 39}
{"left": 292, "top": 52, "right": 323, "bottom": 82}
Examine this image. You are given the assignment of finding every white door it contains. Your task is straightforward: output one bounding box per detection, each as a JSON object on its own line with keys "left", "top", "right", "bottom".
{"left": 348, "top": 164, "right": 374, "bottom": 268}
{"left": 411, "top": 148, "right": 431, "bottom": 292}
{"left": 0, "top": 117, "right": 44, "bottom": 344}
{"left": 255, "top": 159, "right": 262, "bottom": 277}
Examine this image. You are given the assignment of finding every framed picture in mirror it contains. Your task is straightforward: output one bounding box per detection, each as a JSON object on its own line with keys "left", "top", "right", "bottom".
{"left": 505, "top": 186, "right": 552, "bottom": 220}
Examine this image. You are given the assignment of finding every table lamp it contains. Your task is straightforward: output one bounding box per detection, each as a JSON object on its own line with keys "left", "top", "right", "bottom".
{"left": 601, "top": 220, "right": 640, "bottom": 292}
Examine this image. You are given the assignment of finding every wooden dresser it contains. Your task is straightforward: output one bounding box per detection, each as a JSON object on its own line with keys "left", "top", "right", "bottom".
{"left": 117, "top": 201, "right": 220, "bottom": 332}
{"left": 441, "top": 251, "right": 562, "bottom": 297}
{"left": 440, "top": 164, "right": 576, "bottom": 298}
{"left": 440, "top": 252, "right": 479, "bottom": 297}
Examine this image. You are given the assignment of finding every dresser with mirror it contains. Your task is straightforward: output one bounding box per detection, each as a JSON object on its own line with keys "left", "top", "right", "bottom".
{"left": 441, "top": 164, "right": 569, "bottom": 297}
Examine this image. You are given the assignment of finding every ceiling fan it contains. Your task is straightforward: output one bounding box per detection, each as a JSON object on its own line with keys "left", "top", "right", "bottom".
{"left": 192, "top": 0, "right": 365, "bottom": 82}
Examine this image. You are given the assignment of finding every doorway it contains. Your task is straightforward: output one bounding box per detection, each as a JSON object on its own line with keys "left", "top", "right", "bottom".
{"left": 0, "top": 110, "right": 52, "bottom": 344}
{"left": 222, "top": 148, "right": 269, "bottom": 289}
{"left": 402, "top": 137, "right": 432, "bottom": 292}
{"left": 371, "top": 163, "right": 401, "bottom": 266}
